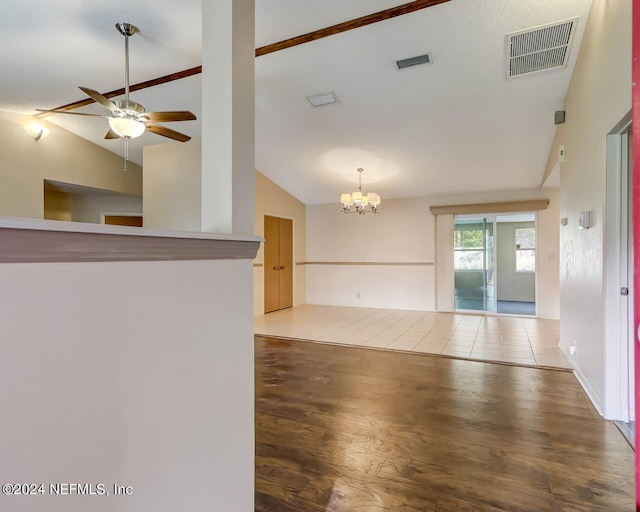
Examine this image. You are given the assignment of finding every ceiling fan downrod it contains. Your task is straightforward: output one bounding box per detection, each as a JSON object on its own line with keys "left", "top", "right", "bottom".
{"left": 115, "top": 23, "right": 139, "bottom": 172}
{"left": 115, "top": 23, "right": 138, "bottom": 102}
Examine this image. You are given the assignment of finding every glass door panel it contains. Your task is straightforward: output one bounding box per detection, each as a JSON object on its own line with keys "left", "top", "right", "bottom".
{"left": 453, "top": 217, "right": 495, "bottom": 312}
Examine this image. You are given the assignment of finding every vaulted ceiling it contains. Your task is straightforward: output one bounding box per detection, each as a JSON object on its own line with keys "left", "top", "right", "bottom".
{"left": 0, "top": 0, "right": 593, "bottom": 204}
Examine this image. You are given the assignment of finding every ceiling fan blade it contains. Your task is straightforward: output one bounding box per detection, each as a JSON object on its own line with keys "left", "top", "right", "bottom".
{"left": 146, "top": 124, "right": 191, "bottom": 142}
{"left": 104, "top": 129, "right": 120, "bottom": 139}
{"left": 35, "top": 108, "right": 105, "bottom": 117}
{"left": 142, "top": 111, "right": 197, "bottom": 122}
{"left": 79, "top": 86, "right": 119, "bottom": 112}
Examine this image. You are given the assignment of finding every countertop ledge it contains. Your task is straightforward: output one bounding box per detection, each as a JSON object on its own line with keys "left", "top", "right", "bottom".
{"left": 0, "top": 217, "right": 262, "bottom": 263}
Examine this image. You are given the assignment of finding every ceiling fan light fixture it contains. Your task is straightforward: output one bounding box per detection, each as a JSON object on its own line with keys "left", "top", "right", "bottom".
{"left": 108, "top": 117, "right": 146, "bottom": 139}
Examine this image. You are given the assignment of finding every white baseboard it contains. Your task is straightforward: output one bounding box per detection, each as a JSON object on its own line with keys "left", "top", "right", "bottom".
{"left": 559, "top": 344, "right": 604, "bottom": 416}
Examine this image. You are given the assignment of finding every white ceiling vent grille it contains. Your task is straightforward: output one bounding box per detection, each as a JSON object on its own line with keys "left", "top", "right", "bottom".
{"left": 396, "top": 53, "right": 432, "bottom": 70}
{"left": 506, "top": 18, "right": 578, "bottom": 78}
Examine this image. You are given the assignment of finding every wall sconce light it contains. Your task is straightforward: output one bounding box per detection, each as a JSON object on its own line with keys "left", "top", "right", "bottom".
{"left": 24, "top": 122, "right": 50, "bottom": 141}
{"left": 578, "top": 211, "right": 591, "bottom": 230}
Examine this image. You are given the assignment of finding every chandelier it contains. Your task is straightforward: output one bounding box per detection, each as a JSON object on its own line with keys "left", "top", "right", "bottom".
{"left": 340, "top": 168, "right": 381, "bottom": 214}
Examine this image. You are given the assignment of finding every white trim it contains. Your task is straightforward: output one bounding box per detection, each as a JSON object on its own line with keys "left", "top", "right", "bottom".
{"left": 603, "top": 112, "right": 632, "bottom": 420}
{"left": 563, "top": 343, "right": 604, "bottom": 416}
{"left": 0, "top": 216, "right": 262, "bottom": 264}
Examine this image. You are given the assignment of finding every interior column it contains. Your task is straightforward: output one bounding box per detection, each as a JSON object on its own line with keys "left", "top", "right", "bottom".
{"left": 201, "top": 0, "right": 255, "bottom": 235}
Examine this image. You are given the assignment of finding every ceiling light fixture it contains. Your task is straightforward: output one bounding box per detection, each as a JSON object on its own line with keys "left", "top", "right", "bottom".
{"left": 340, "top": 168, "right": 381, "bottom": 214}
{"left": 108, "top": 117, "right": 146, "bottom": 139}
{"left": 24, "top": 122, "right": 49, "bottom": 141}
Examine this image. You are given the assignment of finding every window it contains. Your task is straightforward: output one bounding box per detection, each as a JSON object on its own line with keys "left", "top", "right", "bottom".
{"left": 515, "top": 227, "right": 535, "bottom": 272}
{"left": 454, "top": 228, "right": 484, "bottom": 270}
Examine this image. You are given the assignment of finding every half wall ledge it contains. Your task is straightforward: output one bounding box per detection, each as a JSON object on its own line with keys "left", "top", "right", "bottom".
{"left": 0, "top": 217, "right": 262, "bottom": 263}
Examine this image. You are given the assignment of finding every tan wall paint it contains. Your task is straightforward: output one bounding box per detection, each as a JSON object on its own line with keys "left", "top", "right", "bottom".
{"left": 254, "top": 171, "right": 306, "bottom": 315}
{"left": 0, "top": 111, "right": 141, "bottom": 219}
{"left": 143, "top": 138, "right": 203, "bottom": 231}
{"left": 543, "top": 0, "right": 631, "bottom": 413}
{"left": 69, "top": 193, "right": 142, "bottom": 224}
{"left": 43, "top": 186, "right": 71, "bottom": 222}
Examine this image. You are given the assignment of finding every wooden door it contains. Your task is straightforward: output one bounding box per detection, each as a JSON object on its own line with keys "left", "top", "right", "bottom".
{"left": 264, "top": 216, "right": 293, "bottom": 313}
{"left": 264, "top": 216, "right": 280, "bottom": 313}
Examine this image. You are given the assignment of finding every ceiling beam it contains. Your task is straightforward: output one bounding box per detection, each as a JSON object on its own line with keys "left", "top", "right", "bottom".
{"left": 255, "top": 0, "right": 450, "bottom": 57}
{"left": 35, "top": 66, "right": 203, "bottom": 117}
{"left": 37, "top": 0, "right": 450, "bottom": 117}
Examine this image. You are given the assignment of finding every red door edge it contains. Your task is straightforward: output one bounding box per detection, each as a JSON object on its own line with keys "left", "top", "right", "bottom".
{"left": 633, "top": 0, "right": 640, "bottom": 508}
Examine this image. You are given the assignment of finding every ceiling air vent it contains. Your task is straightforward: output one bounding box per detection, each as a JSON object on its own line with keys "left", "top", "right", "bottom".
{"left": 506, "top": 18, "right": 578, "bottom": 79}
{"left": 306, "top": 92, "right": 339, "bottom": 108}
{"left": 396, "top": 53, "right": 432, "bottom": 70}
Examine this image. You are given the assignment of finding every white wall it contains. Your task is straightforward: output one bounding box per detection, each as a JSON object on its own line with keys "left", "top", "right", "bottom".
{"left": 544, "top": 0, "right": 631, "bottom": 413}
{"left": 0, "top": 111, "right": 142, "bottom": 219}
{"left": 254, "top": 171, "right": 306, "bottom": 315}
{"left": 306, "top": 188, "right": 560, "bottom": 317}
{"left": 0, "top": 259, "right": 254, "bottom": 512}
{"left": 306, "top": 197, "right": 435, "bottom": 311}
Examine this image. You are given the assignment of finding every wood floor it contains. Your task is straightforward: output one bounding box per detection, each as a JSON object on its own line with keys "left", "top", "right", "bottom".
{"left": 255, "top": 336, "right": 634, "bottom": 512}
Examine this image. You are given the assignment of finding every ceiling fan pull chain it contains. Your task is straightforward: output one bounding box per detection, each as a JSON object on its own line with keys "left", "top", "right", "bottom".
{"left": 124, "top": 138, "right": 129, "bottom": 172}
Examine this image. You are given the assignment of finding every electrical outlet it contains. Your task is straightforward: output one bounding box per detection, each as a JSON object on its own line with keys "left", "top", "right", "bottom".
{"left": 559, "top": 145, "right": 566, "bottom": 162}
{"left": 569, "top": 339, "right": 577, "bottom": 356}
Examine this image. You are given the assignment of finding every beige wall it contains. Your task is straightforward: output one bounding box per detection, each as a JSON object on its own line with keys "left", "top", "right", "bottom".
{"left": 143, "top": 138, "right": 203, "bottom": 231}
{"left": 544, "top": 0, "right": 631, "bottom": 413}
{"left": 0, "top": 111, "right": 141, "bottom": 219}
{"left": 43, "top": 186, "right": 71, "bottom": 221}
{"left": 69, "top": 193, "right": 142, "bottom": 224}
{"left": 44, "top": 185, "right": 142, "bottom": 224}
{"left": 254, "top": 171, "right": 306, "bottom": 315}
{"left": 306, "top": 187, "right": 560, "bottom": 317}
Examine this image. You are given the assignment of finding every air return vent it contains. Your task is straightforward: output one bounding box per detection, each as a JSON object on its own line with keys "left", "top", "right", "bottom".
{"left": 506, "top": 18, "right": 577, "bottom": 78}
{"left": 396, "top": 53, "right": 432, "bottom": 70}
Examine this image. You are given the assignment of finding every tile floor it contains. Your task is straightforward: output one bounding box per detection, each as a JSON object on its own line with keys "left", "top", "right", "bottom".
{"left": 254, "top": 304, "right": 570, "bottom": 369}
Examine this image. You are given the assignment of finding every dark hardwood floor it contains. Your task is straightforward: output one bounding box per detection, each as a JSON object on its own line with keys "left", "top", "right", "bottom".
{"left": 255, "top": 336, "right": 635, "bottom": 511}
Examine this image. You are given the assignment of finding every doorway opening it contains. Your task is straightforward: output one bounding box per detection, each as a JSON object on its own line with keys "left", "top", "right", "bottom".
{"left": 453, "top": 213, "right": 537, "bottom": 315}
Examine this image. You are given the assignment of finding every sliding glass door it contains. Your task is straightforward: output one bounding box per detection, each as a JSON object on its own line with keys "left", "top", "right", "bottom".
{"left": 453, "top": 213, "right": 537, "bottom": 315}
{"left": 453, "top": 217, "right": 495, "bottom": 312}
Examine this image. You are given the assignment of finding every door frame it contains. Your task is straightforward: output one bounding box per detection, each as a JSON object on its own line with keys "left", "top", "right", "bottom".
{"left": 605, "top": 111, "right": 632, "bottom": 421}
{"left": 628, "top": 0, "right": 638, "bottom": 497}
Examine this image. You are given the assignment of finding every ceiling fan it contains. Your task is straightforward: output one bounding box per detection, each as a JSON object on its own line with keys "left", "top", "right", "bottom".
{"left": 36, "top": 22, "right": 196, "bottom": 167}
